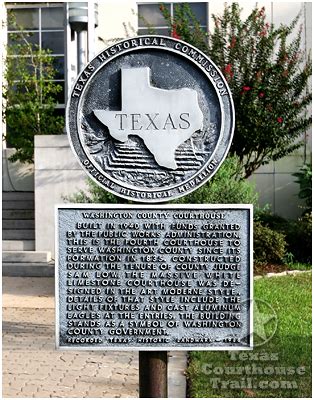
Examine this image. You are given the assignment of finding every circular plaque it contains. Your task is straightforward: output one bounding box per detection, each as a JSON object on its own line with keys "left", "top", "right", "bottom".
{"left": 67, "top": 36, "right": 234, "bottom": 202}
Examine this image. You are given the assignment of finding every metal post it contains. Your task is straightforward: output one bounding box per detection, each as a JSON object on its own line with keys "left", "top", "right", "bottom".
{"left": 139, "top": 351, "right": 168, "bottom": 398}
{"left": 77, "top": 30, "right": 86, "bottom": 73}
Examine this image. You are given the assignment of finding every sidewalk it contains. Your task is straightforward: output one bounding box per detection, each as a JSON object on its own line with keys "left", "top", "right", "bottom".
{"left": 2, "top": 277, "right": 186, "bottom": 398}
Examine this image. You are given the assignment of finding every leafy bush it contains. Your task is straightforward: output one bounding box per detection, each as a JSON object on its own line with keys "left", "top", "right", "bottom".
{"left": 172, "top": 155, "right": 259, "bottom": 205}
{"left": 284, "top": 212, "right": 312, "bottom": 264}
{"left": 255, "top": 209, "right": 312, "bottom": 264}
{"left": 254, "top": 208, "right": 289, "bottom": 230}
{"left": 65, "top": 178, "right": 130, "bottom": 204}
{"left": 293, "top": 163, "right": 312, "bottom": 213}
{"left": 253, "top": 221, "right": 287, "bottom": 266}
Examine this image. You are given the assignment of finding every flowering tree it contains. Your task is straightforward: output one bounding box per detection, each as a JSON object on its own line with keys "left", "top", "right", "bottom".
{"left": 160, "top": 3, "right": 312, "bottom": 178}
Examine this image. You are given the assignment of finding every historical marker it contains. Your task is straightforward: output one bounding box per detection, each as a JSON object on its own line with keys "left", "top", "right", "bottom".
{"left": 66, "top": 36, "right": 234, "bottom": 202}
{"left": 56, "top": 205, "right": 253, "bottom": 350}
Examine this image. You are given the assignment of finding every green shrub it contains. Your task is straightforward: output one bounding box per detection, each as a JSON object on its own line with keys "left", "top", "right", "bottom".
{"left": 293, "top": 163, "right": 312, "bottom": 213}
{"left": 254, "top": 209, "right": 312, "bottom": 264}
{"left": 253, "top": 221, "right": 287, "bottom": 266}
{"left": 254, "top": 209, "right": 289, "bottom": 230}
{"left": 284, "top": 212, "right": 312, "bottom": 264}
{"left": 65, "top": 178, "right": 130, "bottom": 204}
{"left": 172, "top": 155, "right": 259, "bottom": 205}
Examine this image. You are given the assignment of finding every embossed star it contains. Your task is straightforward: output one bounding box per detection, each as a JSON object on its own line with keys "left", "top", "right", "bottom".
{"left": 253, "top": 299, "right": 277, "bottom": 343}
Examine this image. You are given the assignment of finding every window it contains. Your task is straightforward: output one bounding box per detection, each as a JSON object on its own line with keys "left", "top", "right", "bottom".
{"left": 6, "top": 3, "right": 65, "bottom": 109}
{"left": 137, "top": 2, "right": 208, "bottom": 36}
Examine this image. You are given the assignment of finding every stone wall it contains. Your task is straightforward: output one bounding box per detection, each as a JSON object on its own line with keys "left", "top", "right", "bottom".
{"left": 34, "top": 135, "right": 87, "bottom": 257}
{"left": 251, "top": 154, "right": 308, "bottom": 219}
{"left": 2, "top": 149, "right": 34, "bottom": 191}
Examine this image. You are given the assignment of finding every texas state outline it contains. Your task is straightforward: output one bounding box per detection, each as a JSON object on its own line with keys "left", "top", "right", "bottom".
{"left": 94, "top": 67, "right": 203, "bottom": 170}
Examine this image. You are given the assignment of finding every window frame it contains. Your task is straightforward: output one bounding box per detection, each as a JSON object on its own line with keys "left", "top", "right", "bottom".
{"left": 137, "top": 2, "right": 209, "bottom": 35}
{"left": 6, "top": 2, "right": 66, "bottom": 109}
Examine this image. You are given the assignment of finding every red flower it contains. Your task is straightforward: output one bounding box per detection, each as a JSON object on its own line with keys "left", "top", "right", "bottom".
{"left": 224, "top": 63, "right": 234, "bottom": 78}
{"left": 171, "top": 25, "right": 181, "bottom": 39}
{"left": 243, "top": 86, "right": 251, "bottom": 91}
{"left": 277, "top": 117, "right": 283, "bottom": 123}
{"left": 159, "top": 4, "right": 165, "bottom": 12}
{"left": 258, "top": 92, "right": 265, "bottom": 98}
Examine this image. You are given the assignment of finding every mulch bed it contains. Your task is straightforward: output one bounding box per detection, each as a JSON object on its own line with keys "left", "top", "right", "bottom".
{"left": 254, "top": 263, "right": 294, "bottom": 276}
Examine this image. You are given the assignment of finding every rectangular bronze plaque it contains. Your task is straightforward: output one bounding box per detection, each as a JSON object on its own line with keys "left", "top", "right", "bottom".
{"left": 56, "top": 205, "right": 253, "bottom": 350}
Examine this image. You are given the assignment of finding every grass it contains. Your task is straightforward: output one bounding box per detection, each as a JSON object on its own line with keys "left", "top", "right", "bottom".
{"left": 187, "top": 272, "right": 312, "bottom": 398}
{"left": 286, "top": 262, "right": 312, "bottom": 271}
